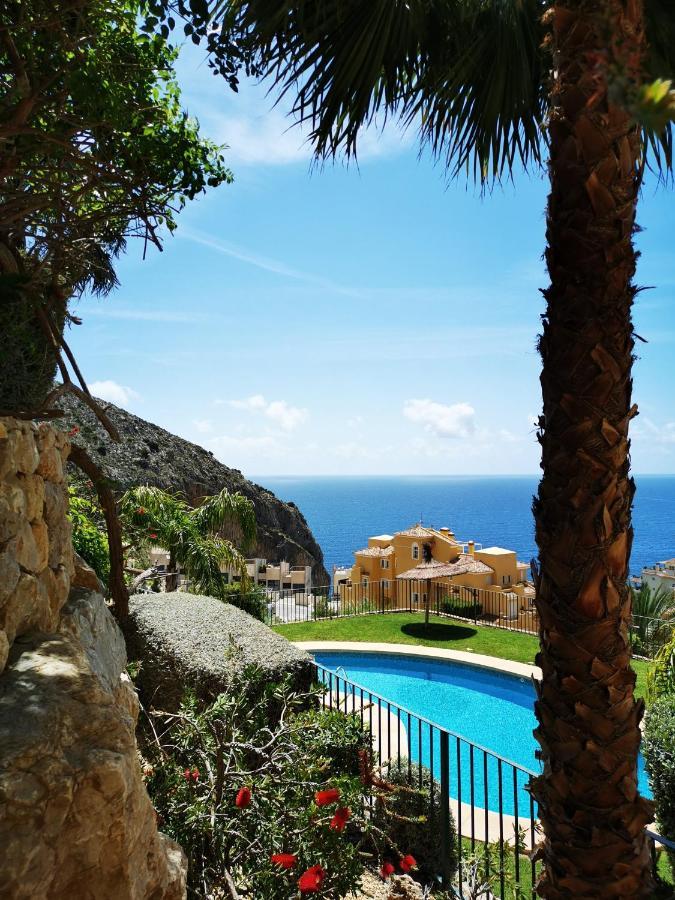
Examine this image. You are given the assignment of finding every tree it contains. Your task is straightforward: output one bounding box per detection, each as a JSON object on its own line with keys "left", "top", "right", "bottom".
{"left": 629, "top": 582, "right": 675, "bottom": 655}
{"left": 119, "top": 485, "right": 257, "bottom": 599}
{"left": 0, "top": 0, "right": 231, "bottom": 416}
{"left": 147, "top": 0, "right": 675, "bottom": 895}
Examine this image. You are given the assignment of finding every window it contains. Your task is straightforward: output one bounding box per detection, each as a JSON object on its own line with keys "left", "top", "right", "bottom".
{"left": 412, "top": 591, "right": 419, "bottom": 605}
{"left": 502, "top": 574, "right": 512, "bottom": 585}
{"left": 412, "top": 543, "right": 419, "bottom": 560}
{"left": 381, "top": 579, "right": 390, "bottom": 590}
{"left": 362, "top": 577, "right": 369, "bottom": 588}
{"left": 380, "top": 559, "right": 389, "bottom": 569}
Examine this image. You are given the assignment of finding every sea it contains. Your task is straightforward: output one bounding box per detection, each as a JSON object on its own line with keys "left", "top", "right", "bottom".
{"left": 255, "top": 475, "right": 675, "bottom": 583}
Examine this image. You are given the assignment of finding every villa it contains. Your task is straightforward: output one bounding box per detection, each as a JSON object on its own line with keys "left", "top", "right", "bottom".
{"left": 337, "top": 524, "right": 534, "bottom": 617}
{"left": 640, "top": 557, "right": 675, "bottom": 596}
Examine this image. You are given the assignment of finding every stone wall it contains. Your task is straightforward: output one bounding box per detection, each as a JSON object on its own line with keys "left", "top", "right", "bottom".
{"left": 0, "top": 418, "right": 186, "bottom": 899}
{"left": 0, "top": 419, "right": 73, "bottom": 673}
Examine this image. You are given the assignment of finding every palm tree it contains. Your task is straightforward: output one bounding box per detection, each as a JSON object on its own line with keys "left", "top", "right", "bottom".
{"left": 162, "top": 1, "right": 675, "bottom": 894}
{"left": 630, "top": 582, "right": 675, "bottom": 655}
{"left": 119, "top": 485, "right": 256, "bottom": 600}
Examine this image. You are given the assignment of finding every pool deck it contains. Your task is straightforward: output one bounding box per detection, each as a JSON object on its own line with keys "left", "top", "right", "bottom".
{"left": 301, "top": 641, "right": 542, "bottom": 846}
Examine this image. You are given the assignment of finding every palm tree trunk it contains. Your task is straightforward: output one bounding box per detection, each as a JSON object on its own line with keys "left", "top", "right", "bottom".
{"left": 532, "top": 1, "right": 654, "bottom": 896}
{"left": 167, "top": 549, "right": 178, "bottom": 592}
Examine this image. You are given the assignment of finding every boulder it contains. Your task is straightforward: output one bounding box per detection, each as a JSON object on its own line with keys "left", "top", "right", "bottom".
{"left": 0, "top": 590, "right": 186, "bottom": 900}
{"left": 125, "top": 590, "right": 314, "bottom": 711}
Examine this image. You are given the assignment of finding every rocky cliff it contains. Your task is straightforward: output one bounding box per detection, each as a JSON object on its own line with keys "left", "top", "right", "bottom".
{"left": 56, "top": 395, "right": 329, "bottom": 585}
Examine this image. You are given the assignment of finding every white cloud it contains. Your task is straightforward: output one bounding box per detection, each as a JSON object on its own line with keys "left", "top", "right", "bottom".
{"left": 228, "top": 395, "right": 309, "bottom": 431}
{"left": 90, "top": 380, "right": 140, "bottom": 406}
{"left": 634, "top": 417, "right": 675, "bottom": 445}
{"left": 403, "top": 399, "right": 476, "bottom": 439}
{"left": 193, "top": 418, "right": 214, "bottom": 434}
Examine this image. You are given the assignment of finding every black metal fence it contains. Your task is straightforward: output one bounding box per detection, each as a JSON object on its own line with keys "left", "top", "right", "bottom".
{"left": 265, "top": 584, "right": 675, "bottom": 659}
{"left": 266, "top": 580, "right": 540, "bottom": 635}
{"left": 314, "top": 660, "right": 540, "bottom": 898}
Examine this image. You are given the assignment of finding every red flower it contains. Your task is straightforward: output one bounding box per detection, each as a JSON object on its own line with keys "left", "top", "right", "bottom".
{"left": 137, "top": 507, "right": 146, "bottom": 515}
{"left": 270, "top": 853, "right": 296, "bottom": 870}
{"left": 399, "top": 855, "right": 417, "bottom": 873}
{"left": 191, "top": 768, "right": 200, "bottom": 782}
{"left": 379, "top": 862, "right": 395, "bottom": 880}
{"left": 235, "top": 787, "right": 251, "bottom": 808}
{"left": 298, "top": 865, "right": 325, "bottom": 893}
{"left": 68, "top": 426, "right": 79, "bottom": 436}
{"left": 329, "top": 807, "right": 351, "bottom": 832}
{"left": 182, "top": 768, "right": 192, "bottom": 782}
{"left": 315, "top": 787, "right": 340, "bottom": 807}
{"left": 149, "top": 533, "right": 157, "bottom": 540}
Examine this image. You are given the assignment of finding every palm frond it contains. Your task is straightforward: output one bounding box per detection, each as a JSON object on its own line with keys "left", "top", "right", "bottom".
{"left": 643, "top": 0, "right": 675, "bottom": 176}
{"left": 216, "top": 0, "right": 546, "bottom": 183}
{"left": 190, "top": 488, "right": 257, "bottom": 549}
{"left": 119, "top": 485, "right": 188, "bottom": 523}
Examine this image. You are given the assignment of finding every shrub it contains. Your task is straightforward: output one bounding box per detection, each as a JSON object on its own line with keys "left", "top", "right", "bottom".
{"left": 293, "top": 707, "right": 372, "bottom": 778}
{"left": 441, "top": 599, "right": 482, "bottom": 619}
{"left": 373, "top": 757, "right": 458, "bottom": 886}
{"left": 68, "top": 487, "right": 109, "bottom": 586}
{"left": 647, "top": 633, "right": 675, "bottom": 704}
{"left": 643, "top": 696, "right": 675, "bottom": 877}
{"left": 142, "top": 668, "right": 416, "bottom": 898}
{"left": 221, "top": 582, "right": 269, "bottom": 621}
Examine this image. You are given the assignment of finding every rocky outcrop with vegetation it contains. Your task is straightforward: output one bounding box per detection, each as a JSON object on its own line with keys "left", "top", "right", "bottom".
{"left": 57, "top": 395, "right": 329, "bottom": 584}
{"left": 125, "top": 591, "right": 314, "bottom": 711}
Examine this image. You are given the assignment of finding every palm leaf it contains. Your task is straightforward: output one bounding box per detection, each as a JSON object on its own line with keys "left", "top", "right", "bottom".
{"left": 190, "top": 487, "right": 256, "bottom": 550}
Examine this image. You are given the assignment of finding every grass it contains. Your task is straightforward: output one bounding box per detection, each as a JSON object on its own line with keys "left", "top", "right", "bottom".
{"left": 274, "top": 612, "right": 651, "bottom": 698}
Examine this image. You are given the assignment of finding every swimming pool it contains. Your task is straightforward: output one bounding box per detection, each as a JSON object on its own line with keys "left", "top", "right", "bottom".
{"left": 313, "top": 649, "right": 652, "bottom": 816}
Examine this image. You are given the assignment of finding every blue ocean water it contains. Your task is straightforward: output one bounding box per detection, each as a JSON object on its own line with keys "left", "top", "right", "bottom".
{"left": 256, "top": 475, "right": 675, "bottom": 581}
{"left": 314, "top": 650, "right": 652, "bottom": 815}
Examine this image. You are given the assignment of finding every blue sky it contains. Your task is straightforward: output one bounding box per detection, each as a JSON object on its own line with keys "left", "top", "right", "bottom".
{"left": 69, "top": 43, "right": 675, "bottom": 476}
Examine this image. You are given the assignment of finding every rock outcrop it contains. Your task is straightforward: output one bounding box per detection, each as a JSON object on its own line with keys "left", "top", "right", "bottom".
{"left": 125, "top": 590, "right": 314, "bottom": 712}
{"left": 56, "top": 394, "right": 329, "bottom": 584}
{"left": 0, "top": 419, "right": 186, "bottom": 899}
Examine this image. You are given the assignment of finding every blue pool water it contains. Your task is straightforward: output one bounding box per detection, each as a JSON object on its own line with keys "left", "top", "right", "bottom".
{"left": 314, "top": 650, "right": 652, "bottom": 816}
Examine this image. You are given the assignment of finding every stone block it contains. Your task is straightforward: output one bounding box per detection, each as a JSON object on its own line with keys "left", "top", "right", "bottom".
{"left": 0, "top": 552, "right": 20, "bottom": 605}
{"left": 31, "top": 521, "right": 49, "bottom": 573}
{"left": 0, "top": 630, "right": 7, "bottom": 674}
{"left": 13, "top": 428, "right": 40, "bottom": 476}
{"left": 18, "top": 474, "right": 44, "bottom": 523}
{"left": 0, "top": 573, "right": 38, "bottom": 645}
{"left": 36, "top": 447, "right": 63, "bottom": 483}
{"left": 11, "top": 520, "right": 40, "bottom": 573}
{"left": 72, "top": 552, "right": 104, "bottom": 594}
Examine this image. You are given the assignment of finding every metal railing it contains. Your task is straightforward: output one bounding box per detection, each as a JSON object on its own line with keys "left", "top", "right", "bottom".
{"left": 314, "top": 661, "right": 540, "bottom": 898}
{"left": 266, "top": 580, "right": 540, "bottom": 635}
{"left": 267, "top": 584, "right": 675, "bottom": 659}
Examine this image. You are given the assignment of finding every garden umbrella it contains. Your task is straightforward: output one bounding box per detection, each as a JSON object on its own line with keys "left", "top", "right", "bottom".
{"left": 397, "top": 559, "right": 461, "bottom": 628}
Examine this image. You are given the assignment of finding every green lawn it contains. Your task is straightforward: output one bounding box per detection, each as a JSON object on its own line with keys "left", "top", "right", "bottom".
{"left": 274, "top": 612, "right": 650, "bottom": 698}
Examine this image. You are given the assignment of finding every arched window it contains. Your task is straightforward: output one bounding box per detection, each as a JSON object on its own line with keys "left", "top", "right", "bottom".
{"left": 412, "top": 543, "right": 419, "bottom": 560}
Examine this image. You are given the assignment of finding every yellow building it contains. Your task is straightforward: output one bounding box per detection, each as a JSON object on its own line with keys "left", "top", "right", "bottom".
{"left": 340, "top": 524, "right": 533, "bottom": 614}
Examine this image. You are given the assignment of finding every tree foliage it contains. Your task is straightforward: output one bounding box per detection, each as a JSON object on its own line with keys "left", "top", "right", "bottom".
{"left": 119, "top": 484, "right": 256, "bottom": 598}
{"left": 68, "top": 485, "right": 110, "bottom": 585}
{"left": 0, "top": 0, "right": 232, "bottom": 412}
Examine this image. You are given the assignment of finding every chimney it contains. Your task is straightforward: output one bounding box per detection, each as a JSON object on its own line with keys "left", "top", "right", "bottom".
{"left": 468, "top": 540, "right": 475, "bottom": 556}
{"left": 448, "top": 531, "right": 456, "bottom": 541}
{"left": 440, "top": 527, "right": 450, "bottom": 534}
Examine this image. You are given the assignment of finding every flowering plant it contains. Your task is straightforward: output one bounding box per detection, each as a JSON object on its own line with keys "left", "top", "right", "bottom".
{"left": 142, "top": 669, "right": 380, "bottom": 898}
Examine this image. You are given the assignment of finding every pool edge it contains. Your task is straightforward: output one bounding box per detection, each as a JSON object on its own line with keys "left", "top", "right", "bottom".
{"left": 293, "top": 641, "right": 542, "bottom": 681}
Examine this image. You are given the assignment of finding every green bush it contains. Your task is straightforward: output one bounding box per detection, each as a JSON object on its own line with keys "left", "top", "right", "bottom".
{"left": 293, "top": 707, "right": 371, "bottom": 778}
{"left": 142, "top": 669, "right": 374, "bottom": 899}
{"left": 221, "top": 582, "right": 269, "bottom": 621}
{"left": 440, "top": 599, "right": 482, "bottom": 619}
{"left": 373, "top": 757, "right": 458, "bottom": 885}
{"left": 68, "top": 487, "right": 109, "bottom": 586}
{"left": 643, "top": 696, "right": 675, "bottom": 877}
